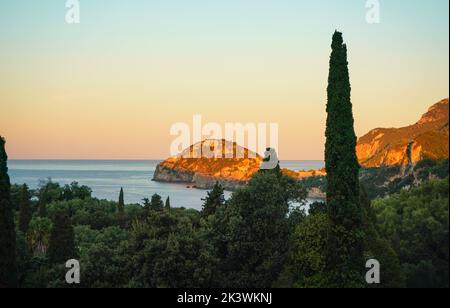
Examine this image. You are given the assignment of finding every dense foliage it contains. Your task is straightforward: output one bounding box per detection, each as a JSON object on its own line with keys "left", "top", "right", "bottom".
{"left": 373, "top": 178, "right": 449, "bottom": 288}
{"left": 18, "top": 184, "right": 32, "bottom": 234}
{"left": 280, "top": 186, "right": 405, "bottom": 288}
{"left": 1, "top": 153, "right": 447, "bottom": 289}
{"left": 9, "top": 169, "right": 309, "bottom": 288}
{"left": 208, "top": 169, "right": 307, "bottom": 287}
{"left": 48, "top": 211, "right": 76, "bottom": 264}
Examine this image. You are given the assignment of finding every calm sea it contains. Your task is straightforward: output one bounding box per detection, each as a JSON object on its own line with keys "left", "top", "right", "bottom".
{"left": 8, "top": 160, "right": 325, "bottom": 210}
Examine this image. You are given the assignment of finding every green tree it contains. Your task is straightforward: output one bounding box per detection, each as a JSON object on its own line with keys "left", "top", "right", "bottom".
{"left": 73, "top": 225, "right": 129, "bottom": 288}
{"left": 118, "top": 188, "right": 125, "bottom": 213}
{"left": 282, "top": 186, "right": 404, "bottom": 289}
{"left": 325, "top": 31, "right": 364, "bottom": 287}
{"left": 37, "top": 180, "right": 62, "bottom": 217}
{"left": 150, "top": 194, "right": 164, "bottom": 210}
{"left": 210, "top": 171, "right": 307, "bottom": 287}
{"left": 165, "top": 196, "right": 171, "bottom": 209}
{"left": 126, "top": 209, "right": 217, "bottom": 288}
{"left": 0, "top": 136, "right": 17, "bottom": 287}
{"left": 18, "top": 184, "right": 32, "bottom": 234}
{"left": 62, "top": 182, "right": 92, "bottom": 201}
{"left": 142, "top": 194, "right": 164, "bottom": 217}
{"left": 117, "top": 188, "right": 126, "bottom": 228}
{"left": 27, "top": 217, "right": 52, "bottom": 255}
{"left": 285, "top": 213, "right": 330, "bottom": 288}
{"left": 15, "top": 230, "right": 31, "bottom": 287}
{"left": 48, "top": 211, "right": 76, "bottom": 264}
{"left": 360, "top": 185, "right": 405, "bottom": 288}
{"left": 373, "top": 179, "right": 449, "bottom": 288}
{"left": 201, "top": 182, "right": 225, "bottom": 217}
{"left": 38, "top": 190, "right": 48, "bottom": 217}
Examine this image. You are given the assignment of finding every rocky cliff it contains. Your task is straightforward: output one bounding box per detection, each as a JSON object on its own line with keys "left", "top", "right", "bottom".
{"left": 153, "top": 140, "right": 262, "bottom": 190}
{"left": 357, "top": 98, "right": 449, "bottom": 168}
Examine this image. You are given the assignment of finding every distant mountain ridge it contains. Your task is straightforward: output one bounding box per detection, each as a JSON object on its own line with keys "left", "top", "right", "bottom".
{"left": 357, "top": 98, "right": 449, "bottom": 168}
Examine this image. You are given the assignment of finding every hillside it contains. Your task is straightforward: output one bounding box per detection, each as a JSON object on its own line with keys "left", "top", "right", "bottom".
{"left": 357, "top": 98, "right": 449, "bottom": 167}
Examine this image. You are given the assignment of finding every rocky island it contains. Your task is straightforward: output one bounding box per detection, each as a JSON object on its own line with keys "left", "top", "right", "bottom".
{"left": 153, "top": 139, "right": 263, "bottom": 191}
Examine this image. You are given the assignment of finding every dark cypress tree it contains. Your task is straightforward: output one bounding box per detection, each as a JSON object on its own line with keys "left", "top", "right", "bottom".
{"left": 0, "top": 137, "right": 17, "bottom": 287}
{"left": 117, "top": 187, "right": 126, "bottom": 227}
{"left": 165, "top": 196, "right": 171, "bottom": 209}
{"left": 38, "top": 186, "right": 49, "bottom": 217}
{"left": 48, "top": 211, "right": 76, "bottom": 264}
{"left": 201, "top": 182, "right": 225, "bottom": 217}
{"left": 18, "top": 184, "right": 32, "bottom": 234}
{"left": 118, "top": 187, "right": 125, "bottom": 212}
{"left": 325, "top": 31, "right": 364, "bottom": 287}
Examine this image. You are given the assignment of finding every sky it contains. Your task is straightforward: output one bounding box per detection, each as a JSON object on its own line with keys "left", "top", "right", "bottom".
{"left": 0, "top": 0, "right": 448, "bottom": 160}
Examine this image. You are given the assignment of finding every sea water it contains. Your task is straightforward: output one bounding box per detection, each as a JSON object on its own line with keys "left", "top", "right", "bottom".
{"left": 9, "top": 160, "right": 325, "bottom": 211}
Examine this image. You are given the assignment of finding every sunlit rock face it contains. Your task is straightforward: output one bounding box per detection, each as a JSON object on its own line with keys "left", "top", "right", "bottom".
{"left": 153, "top": 139, "right": 263, "bottom": 190}
{"left": 357, "top": 98, "right": 449, "bottom": 168}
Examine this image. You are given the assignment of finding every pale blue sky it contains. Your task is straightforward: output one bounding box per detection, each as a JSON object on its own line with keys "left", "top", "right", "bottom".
{"left": 1, "top": 0, "right": 448, "bottom": 44}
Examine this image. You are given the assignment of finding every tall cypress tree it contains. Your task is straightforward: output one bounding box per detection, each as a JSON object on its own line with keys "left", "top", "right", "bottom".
{"left": 0, "top": 137, "right": 17, "bottom": 287}
{"left": 48, "top": 211, "right": 75, "bottom": 264}
{"left": 165, "top": 196, "right": 171, "bottom": 209}
{"left": 18, "top": 184, "right": 32, "bottom": 234}
{"left": 117, "top": 188, "right": 126, "bottom": 228}
{"left": 118, "top": 187, "right": 125, "bottom": 214}
{"left": 325, "top": 31, "right": 364, "bottom": 287}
